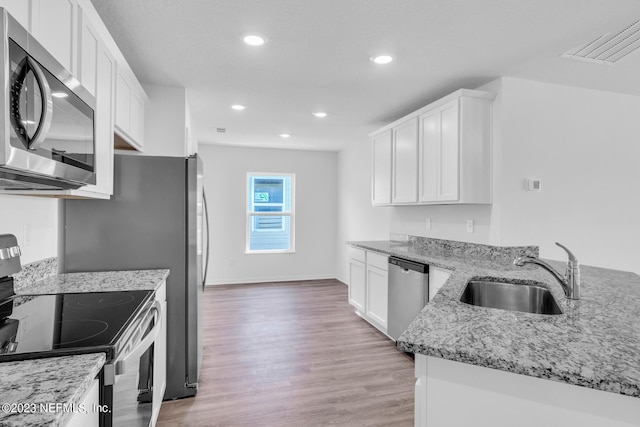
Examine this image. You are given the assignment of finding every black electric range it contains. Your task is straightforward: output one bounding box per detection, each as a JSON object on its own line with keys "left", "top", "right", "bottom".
{"left": 0, "top": 234, "right": 161, "bottom": 427}
{"left": 0, "top": 286, "right": 154, "bottom": 362}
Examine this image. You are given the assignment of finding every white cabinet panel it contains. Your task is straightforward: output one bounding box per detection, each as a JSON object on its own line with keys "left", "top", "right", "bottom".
{"left": 83, "top": 45, "right": 115, "bottom": 195}
{"left": 419, "top": 99, "right": 461, "bottom": 202}
{"left": 131, "top": 92, "right": 145, "bottom": 144}
{"left": 115, "top": 72, "right": 131, "bottom": 132}
{"left": 419, "top": 111, "right": 438, "bottom": 202}
{"left": 428, "top": 266, "right": 451, "bottom": 301}
{"left": 114, "top": 67, "right": 145, "bottom": 151}
{"left": 392, "top": 118, "right": 419, "bottom": 204}
{"left": 417, "top": 356, "right": 640, "bottom": 427}
{"left": 65, "top": 378, "right": 99, "bottom": 427}
{"left": 348, "top": 258, "right": 366, "bottom": 313}
{"left": 0, "top": 0, "right": 31, "bottom": 30}
{"left": 371, "top": 129, "right": 392, "bottom": 205}
{"left": 366, "top": 265, "right": 388, "bottom": 329}
{"left": 438, "top": 101, "right": 460, "bottom": 201}
{"left": 77, "top": 4, "right": 99, "bottom": 97}
{"left": 32, "top": 0, "right": 76, "bottom": 73}
{"left": 151, "top": 282, "right": 167, "bottom": 426}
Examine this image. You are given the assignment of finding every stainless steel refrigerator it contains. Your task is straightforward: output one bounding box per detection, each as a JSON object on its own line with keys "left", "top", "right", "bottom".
{"left": 60, "top": 154, "right": 209, "bottom": 400}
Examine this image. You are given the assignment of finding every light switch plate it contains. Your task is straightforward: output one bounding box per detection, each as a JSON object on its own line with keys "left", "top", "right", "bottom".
{"left": 425, "top": 218, "right": 431, "bottom": 230}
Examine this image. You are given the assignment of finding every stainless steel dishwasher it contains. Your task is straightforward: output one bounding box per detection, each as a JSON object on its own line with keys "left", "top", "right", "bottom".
{"left": 388, "top": 257, "right": 429, "bottom": 341}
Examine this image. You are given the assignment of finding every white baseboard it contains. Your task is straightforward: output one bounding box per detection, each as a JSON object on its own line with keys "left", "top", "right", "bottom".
{"left": 205, "top": 273, "right": 337, "bottom": 286}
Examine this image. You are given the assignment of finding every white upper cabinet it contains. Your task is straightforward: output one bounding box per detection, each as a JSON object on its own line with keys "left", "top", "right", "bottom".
{"left": 31, "top": 0, "right": 77, "bottom": 74}
{"left": 420, "top": 99, "right": 461, "bottom": 202}
{"left": 0, "top": 1, "right": 31, "bottom": 30}
{"left": 114, "top": 66, "right": 146, "bottom": 151}
{"left": 77, "top": 3, "right": 99, "bottom": 97}
{"left": 0, "top": 0, "right": 146, "bottom": 198}
{"left": 392, "top": 117, "right": 419, "bottom": 204}
{"left": 371, "top": 129, "right": 392, "bottom": 205}
{"left": 371, "top": 89, "right": 494, "bottom": 206}
{"left": 75, "top": 38, "right": 115, "bottom": 197}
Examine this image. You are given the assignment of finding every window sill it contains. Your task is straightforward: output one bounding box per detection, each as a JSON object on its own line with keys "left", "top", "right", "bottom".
{"left": 245, "top": 249, "right": 296, "bottom": 255}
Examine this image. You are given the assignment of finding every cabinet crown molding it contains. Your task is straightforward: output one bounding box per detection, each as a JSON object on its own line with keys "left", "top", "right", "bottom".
{"left": 369, "top": 88, "right": 495, "bottom": 137}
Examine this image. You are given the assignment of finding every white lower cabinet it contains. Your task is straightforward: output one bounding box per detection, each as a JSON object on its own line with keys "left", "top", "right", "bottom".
{"left": 428, "top": 266, "right": 451, "bottom": 300}
{"left": 348, "top": 247, "right": 388, "bottom": 334}
{"left": 348, "top": 247, "right": 366, "bottom": 312}
{"left": 151, "top": 281, "right": 167, "bottom": 426}
{"left": 415, "top": 355, "right": 640, "bottom": 427}
{"left": 65, "top": 378, "right": 99, "bottom": 427}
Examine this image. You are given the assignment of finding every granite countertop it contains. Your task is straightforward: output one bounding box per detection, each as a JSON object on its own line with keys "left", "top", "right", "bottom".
{"left": 349, "top": 239, "right": 640, "bottom": 398}
{"left": 0, "top": 353, "right": 106, "bottom": 427}
{"left": 15, "top": 269, "right": 170, "bottom": 295}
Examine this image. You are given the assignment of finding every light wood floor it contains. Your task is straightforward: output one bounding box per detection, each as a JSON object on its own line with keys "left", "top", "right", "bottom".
{"left": 156, "top": 279, "right": 415, "bottom": 426}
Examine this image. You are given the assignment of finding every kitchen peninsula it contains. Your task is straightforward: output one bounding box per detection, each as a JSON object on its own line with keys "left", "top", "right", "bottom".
{"left": 349, "top": 237, "right": 640, "bottom": 427}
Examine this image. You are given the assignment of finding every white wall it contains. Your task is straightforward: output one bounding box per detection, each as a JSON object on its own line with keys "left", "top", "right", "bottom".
{"left": 335, "top": 137, "right": 391, "bottom": 283}
{"left": 141, "top": 84, "right": 187, "bottom": 157}
{"left": 496, "top": 77, "right": 640, "bottom": 271}
{"left": 336, "top": 77, "right": 640, "bottom": 280}
{"left": 201, "top": 144, "right": 338, "bottom": 284}
{"left": 0, "top": 196, "right": 58, "bottom": 264}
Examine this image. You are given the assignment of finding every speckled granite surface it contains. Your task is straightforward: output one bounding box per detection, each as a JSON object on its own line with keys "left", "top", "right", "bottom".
{"left": 349, "top": 239, "right": 640, "bottom": 398}
{"left": 0, "top": 353, "right": 105, "bottom": 427}
{"left": 11, "top": 257, "right": 58, "bottom": 290}
{"left": 15, "top": 269, "right": 170, "bottom": 294}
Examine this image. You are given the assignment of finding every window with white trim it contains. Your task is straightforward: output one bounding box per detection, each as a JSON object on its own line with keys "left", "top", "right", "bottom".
{"left": 246, "top": 173, "right": 295, "bottom": 253}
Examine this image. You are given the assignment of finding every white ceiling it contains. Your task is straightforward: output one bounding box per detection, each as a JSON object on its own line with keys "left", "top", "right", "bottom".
{"left": 90, "top": 0, "right": 640, "bottom": 152}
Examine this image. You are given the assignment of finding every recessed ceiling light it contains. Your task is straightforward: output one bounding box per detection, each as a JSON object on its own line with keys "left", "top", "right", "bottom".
{"left": 370, "top": 55, "right": 393, "bottom": 65}
{"left": 231, "top": 104, "right": 246, "bottom": 111}
{"left": 243, "top": 34, "right": 266, "bottom": 46}
{"left": 52, "top": 91, "right": 69, "bottom": 98}
{"left": 280, "top": 133, "right": 291, "bottom": 138}
{"left": 312, "top": 112, "right": 327, "bottom": 118}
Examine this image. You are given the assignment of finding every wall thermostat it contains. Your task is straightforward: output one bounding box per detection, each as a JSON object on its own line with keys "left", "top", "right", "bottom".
{"left": 527, "top": 178, "right": 542, "bottom": 192}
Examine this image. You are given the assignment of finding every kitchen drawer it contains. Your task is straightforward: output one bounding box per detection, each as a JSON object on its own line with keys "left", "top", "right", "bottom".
{"left": 367, "top": 251, "right": 389, "bottom": 271}
{"left": 349, "top": 247, "right": 366, "bottom": 263}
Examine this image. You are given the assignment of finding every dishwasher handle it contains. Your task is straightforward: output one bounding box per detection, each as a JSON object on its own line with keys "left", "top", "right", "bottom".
{"left": 389, "top": 257, "right": 428, "bottom": 274}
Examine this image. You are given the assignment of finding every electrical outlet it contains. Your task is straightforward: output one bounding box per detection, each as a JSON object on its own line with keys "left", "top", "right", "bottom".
{"left": 466, "top": 220, "right": 474, "bottom": 233}
{"left": 425, "top": 218, "right": 431, "bottom": 230}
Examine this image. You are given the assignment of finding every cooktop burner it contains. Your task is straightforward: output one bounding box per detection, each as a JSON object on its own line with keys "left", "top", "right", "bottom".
{"left": 56, "top": 319, "right": 109, "bottom": 346}
{"left": 64, "top": 292, "right": 136, "bottom": 309}
{"left": 0, "top": 290, "right": 153, "bottom": 361}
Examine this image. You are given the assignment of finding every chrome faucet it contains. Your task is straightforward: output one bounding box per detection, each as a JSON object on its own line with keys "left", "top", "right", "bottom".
{"left": 513, "top": 242, "right": 581, "bottom": 300}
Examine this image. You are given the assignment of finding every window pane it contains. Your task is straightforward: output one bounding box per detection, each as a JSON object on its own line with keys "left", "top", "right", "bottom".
{"left": 254, "top": 178, "right": 283, "bottom": 204}
{"left": 249, "top": 215, "right": 290, "bottom": 251}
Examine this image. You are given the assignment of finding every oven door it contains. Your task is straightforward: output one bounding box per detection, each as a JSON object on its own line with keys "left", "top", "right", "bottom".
{"left": 106, "top": 300, "right": 162, "bottom": 427}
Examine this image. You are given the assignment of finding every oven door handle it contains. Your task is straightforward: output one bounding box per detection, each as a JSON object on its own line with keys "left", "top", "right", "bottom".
{"left": 115, "top": 300, "right": 161, "bottom": 376}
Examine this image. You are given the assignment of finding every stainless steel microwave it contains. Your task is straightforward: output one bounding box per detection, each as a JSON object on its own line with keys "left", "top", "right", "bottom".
{"left": 0, "top": 8, "right": 96, "bottom": 191}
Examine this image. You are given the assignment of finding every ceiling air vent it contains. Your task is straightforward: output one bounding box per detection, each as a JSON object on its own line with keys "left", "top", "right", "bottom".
{"left": 562, "top": 20, "right": 640, "bottom": 64}
{"left": 216, "top": 128, "right": 226, "bottom": 133}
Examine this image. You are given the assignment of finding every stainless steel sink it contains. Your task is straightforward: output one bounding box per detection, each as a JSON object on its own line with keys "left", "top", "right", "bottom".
{"left": 460, "top": 279, "right": 562, "bottom": 315}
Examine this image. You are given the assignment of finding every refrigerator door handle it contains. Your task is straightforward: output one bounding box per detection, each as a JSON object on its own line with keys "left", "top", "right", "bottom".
{"left": 202, "top": 188, "right": 210, "bottom": 289}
